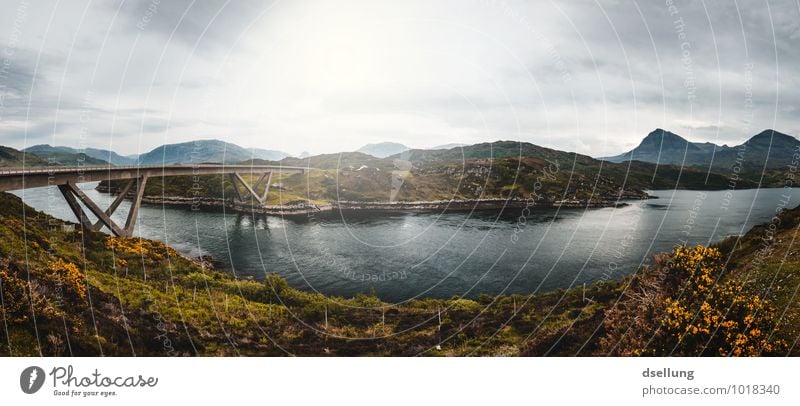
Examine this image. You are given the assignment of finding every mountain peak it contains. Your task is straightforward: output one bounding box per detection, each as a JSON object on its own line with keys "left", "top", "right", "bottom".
{"left": 747, "top": 129, "right": 795, "bottom": 143}
{"left": 642, "top": 128, "right": 685, "bottom": 142}
{"left": 637, "top": 128, "right": 698, "bottom": 151}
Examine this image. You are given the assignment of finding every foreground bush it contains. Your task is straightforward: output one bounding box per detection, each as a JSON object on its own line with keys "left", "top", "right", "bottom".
{"left": 601, "top": 245, "right": 785, "bottom": 356}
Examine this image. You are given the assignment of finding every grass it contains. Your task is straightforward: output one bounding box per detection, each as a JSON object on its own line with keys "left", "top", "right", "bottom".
{"left": 1, "top": 189, "right": 798, "bottom": 356}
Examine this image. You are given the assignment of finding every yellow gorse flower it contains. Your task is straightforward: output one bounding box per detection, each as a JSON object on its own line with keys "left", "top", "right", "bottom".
{"left": 659, "top": 245, "right": 785, "bottom": 356}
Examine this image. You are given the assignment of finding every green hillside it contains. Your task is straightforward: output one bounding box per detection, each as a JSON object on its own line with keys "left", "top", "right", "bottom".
{"left": 0, "top": 191, "right": 620, "bottom": 356}
{"left": 102, "top": 141, "right": 753, "bottom": 206}
{"left": 24, "top": 144, "right": 127, "bottom": 165}
{"left": 22, "top": 145, "right": 110, "bottom": 166}
{"left": 0, "top": 146, "right": 50, "bottom": 167}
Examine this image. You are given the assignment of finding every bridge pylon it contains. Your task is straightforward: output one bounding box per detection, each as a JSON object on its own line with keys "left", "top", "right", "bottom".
{"left": 229, "top": 171, "right": 273, "bottom": 205}
{"left": 57, "top": 176, "right": 148, "bottom": 238}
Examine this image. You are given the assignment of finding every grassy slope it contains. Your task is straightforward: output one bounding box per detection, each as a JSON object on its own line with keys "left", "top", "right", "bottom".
{"left": 0, "top": 192, "right": 621, "bottom": 356}
{"left": 1, "top": 191, "right": 798, "bottom": 356}
{"left": 0, "top": 146, "right": 50, "bottom": 167}
{"left": 717, "top": 208, "right": 800, "bottom": 348}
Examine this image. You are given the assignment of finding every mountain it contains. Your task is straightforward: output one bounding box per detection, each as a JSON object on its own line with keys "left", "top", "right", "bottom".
{"left": 136, "top": 139, "right": 289, "bottom": 165}
{"left": 601, "top": 129, "right": 727, "bottom": 166}
{"left": 24, "top": 144, "right": 135, "bottom": 165}
{"left": 136, "top": 139, "right": 753, "bottom": 207}
{"left": 22, "top": 144, "right": 110, "bottom": 166}
{"left": 392, "top": 140, "right": 577, "bottom": 163}
{"left": 431, "top": 143, "right": 467, "bottom": 150}
{"left": 250, "top": 147, "right": 289, "bottom": 161}
{"left": 0, "top": 146, "right": 49, "bottom": 167}
{"left": 84, "top": 147, "right": 138, "bottom": 165}
{"left": 602, "top": 129, "right": 800, "bottom": 173}
{"left": 356, "top": 142, "right": 410, "bottom": 158}
{"left": 711, "top": 129, "right": 800, "bottom": 170}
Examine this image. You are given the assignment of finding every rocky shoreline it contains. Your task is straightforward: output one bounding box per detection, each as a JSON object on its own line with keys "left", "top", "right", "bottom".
{"left": 96, "top": 184, "right": 649, "bottom": 217}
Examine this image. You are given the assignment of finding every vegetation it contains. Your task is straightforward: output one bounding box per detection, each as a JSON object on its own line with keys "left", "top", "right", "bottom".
{"left": 135, "top": 139, "right": 288, "bottom": 165}
{"left": 0, "top": 192, "right": 619, "bottom": 356}
{"left": 23, "top": 144, "right": 134, "bottom": 165}
{"left": 602, "top": 246, "right": 787, "bottom": 356}
{"left": 0, "top": 146, "right": 49, "bottom": 167}
{"left": 22, "top": 144, "right": 111, "bottom": 166}
{"left": 0, "top": 189, "right": 798, "bottom": 356}
{"left": 99, "top": 141, "right": 751, "bottom": 207}
{"left": 0, "top": 144, "right": 112, "bottom": 168}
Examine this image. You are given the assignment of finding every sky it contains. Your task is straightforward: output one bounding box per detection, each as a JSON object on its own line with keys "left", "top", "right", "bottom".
{"left": 0, "top": 0, "right": 798, "bottom": 157}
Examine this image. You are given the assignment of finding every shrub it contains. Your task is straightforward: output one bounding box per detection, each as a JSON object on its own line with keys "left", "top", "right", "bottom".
{"left": 601, "top": 245, "right": 785, "bottom": 356}
{"left": 48, "top": 258, "right": 86, "bottom": 301}
{"left": 0, "top": 269, "right": 30, "bottom": 323}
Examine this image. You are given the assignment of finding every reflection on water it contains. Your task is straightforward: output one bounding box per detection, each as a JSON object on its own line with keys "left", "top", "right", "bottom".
{"left": 12, "top": 184, "right": 800, "bottom": 302}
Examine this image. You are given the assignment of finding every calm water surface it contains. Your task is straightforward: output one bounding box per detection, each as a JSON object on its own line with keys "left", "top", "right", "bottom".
{"left": 13, "top": 184, "right": 800, "bottom": 302}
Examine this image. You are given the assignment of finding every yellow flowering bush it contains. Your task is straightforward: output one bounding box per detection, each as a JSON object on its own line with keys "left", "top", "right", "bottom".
{"left": 602, "top": 245, "right": 785, "bottom": 356}
{"left": 660, "top": 245, "right": 783, "bottom": 356}
{"left": 105, "top": 237, "right": 179, "bottom": 267}
{"left": 49, "top": 258, "right": 86, "bottom": 300}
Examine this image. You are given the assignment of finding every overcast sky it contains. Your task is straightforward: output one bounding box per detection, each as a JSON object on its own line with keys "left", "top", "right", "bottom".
{"left": 0, "top": 0, "right": 798, "bottom": 157}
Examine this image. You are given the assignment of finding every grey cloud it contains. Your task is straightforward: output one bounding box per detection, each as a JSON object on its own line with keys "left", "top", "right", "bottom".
{"left": 113, "top": 0, "right": 269, "bottom": 54}
{"left": 1, "top": 0, "right": 799, "bottom": 156}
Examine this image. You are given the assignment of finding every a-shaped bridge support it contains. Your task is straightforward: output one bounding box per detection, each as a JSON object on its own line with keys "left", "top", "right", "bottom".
{"left": 0, "top": 164, "right": 305, "bottom": 237}
{"left": 228, "top": 171, "right": 273, "bottom": 205}
{"left": 57, "top": 171, "right": 273, "bottom": 237}
{"left": 57, "top": 176, "right": 148, "bottom": 238}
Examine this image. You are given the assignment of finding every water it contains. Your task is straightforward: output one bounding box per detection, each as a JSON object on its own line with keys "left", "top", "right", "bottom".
{"left": 12, "top": 184, "right": 799, "bottom": 302}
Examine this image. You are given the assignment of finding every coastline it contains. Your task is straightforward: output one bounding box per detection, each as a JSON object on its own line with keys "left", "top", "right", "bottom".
{"left": 95, "top": 184, "right": 649, "bottom": 216}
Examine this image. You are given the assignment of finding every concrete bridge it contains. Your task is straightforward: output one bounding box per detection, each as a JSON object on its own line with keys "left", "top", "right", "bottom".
{"left": 0, "top": 164, "right": 307, "bottom": 237}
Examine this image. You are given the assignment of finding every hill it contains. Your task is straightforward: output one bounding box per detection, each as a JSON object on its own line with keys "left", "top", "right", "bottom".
{"left": 356, "top": 142, "right": 410, "bottom": 158}
{"left": 109, "top": 140, "right": 752, "bottom": 207}
{"left": 711, "top": 129, "right": 800, "bottom": 171}
{"left": 23, "top": 144, "right": 112, "bottom": 166}
{"left": 24, "top": 144, "right": 136, "bottom": 165}
{"left": 136, "top": 139, "right": 289, "bottom": 164}
{"left": 431, "top": 143, "right": 467, "bottom": 150}
{"left": 0, "top": 146, "right": 49, "bottom": 167}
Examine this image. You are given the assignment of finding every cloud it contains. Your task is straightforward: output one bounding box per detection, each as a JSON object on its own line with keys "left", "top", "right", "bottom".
{"left": 0, "top": 0, "right": 798, "bottom": 157}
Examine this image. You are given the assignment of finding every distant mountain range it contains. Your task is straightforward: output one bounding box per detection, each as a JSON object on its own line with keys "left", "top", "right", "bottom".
{"left": 7, "top": 129, "right": 798, "bottom": 193}
{"left": 236, "top": 138, "right": 757, "bottom": 207}
{"left": 355, "top": 142, "right": 470, "bottom": 158}
{"left": 21, "top": 140, "right": 290, "bottom": 166}
{"left": 431, "top": 143, "right": 467, "bottom": 150}
{"left": 356, "top": 142, "right": 410, "bottom": 158}
{"left": 602, "top": 129, "right": 800, "bottom": 172}
{"left": 24, "top": 144, "right": 131, "bottom": 165}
